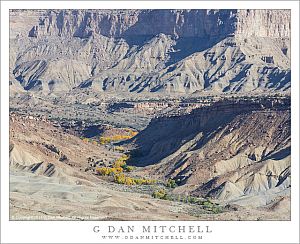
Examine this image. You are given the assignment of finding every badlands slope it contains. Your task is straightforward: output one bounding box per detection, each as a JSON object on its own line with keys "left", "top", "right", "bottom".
{"left": 9, "top": 9, "right": 291, "bottom": 221}
{"left": 9, "top": 114, "right": 195, "bottom": 220}
{"left": 10, "top": 9, "right": 290, "bottom": 94}
{"left": 9, "top": 111, "right": 290, "bottom": 220}
{"left": 128, "top": 97, "right": 291, "bottom": 209}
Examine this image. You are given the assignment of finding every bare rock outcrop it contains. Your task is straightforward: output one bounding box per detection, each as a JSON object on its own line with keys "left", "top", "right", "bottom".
{"left": 10, "top": 9, "right": 291, "bottom": 94}
{"left": 25, "top": 10, "right": 290, "bottom": 40}
{"left": 129, "top": 97, "right": 291, "bottom": 206}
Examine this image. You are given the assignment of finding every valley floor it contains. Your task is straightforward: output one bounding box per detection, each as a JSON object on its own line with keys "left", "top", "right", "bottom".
{"left": 9, "top": 95, "right": 291, "bottom": 221}
{"left": 10, "top": 170, "right": 290, "bottom": 221}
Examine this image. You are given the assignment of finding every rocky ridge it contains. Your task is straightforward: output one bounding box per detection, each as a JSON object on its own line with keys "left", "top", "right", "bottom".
{"left": 10, "top": 9, "right": 291, "bottom": 94}
{"left": 129, "top": 96, "right": 291, "bottom": 207}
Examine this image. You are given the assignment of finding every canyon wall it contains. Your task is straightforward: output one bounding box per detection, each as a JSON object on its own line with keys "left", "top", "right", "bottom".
{"left": 130, "top": 97, "right": 290, "bottom": 204}
{"left": 25, "top": 10, "right": 290, "bottom": 39}
{"left": 10, "top": 9, "right": 291, "bottom": 94}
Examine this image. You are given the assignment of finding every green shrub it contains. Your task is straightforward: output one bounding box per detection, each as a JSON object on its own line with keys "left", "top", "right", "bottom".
{"left": 199, "top": 199, "right": 223, "bottom": 214}
{"left": 201, "top": 200, "right": 214, "bottom": 208}
{"left": 211, "top": 206, "right": 222, "bottom": 214}
{"left": 188, "top": 197, "right": 199, "bottom": 204}
{"left": 122, "top": 164, "right": 135, "bottom": 172}
{"left": 152, "top": 189, "right": 168, "bottom": 200}
{"left": 165, "top": 179, "right": 177, "bottom": 188}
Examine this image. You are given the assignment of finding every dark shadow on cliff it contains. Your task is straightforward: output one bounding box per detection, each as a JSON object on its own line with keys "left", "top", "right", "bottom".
{"left": 127, "top": 107, "right": 239, "bottom": 167}
{"left": 126, "top": 97, "right": 291, "bottom": 167}
{"left": 121, "top": 9, "right": 238, "bottom": 66}
{"left": 264, "top": 146, "right": 291, "bottom": 161}
{"left": 165, "top": 35, "right": 233, "bottom": 67}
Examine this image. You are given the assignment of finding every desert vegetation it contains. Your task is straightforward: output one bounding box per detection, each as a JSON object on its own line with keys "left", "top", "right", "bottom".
{"left": 96, "top": 166, "right": 124, "bottom": 176}
{"left": 95, "top": 153, "right": 155, "bottom": 185}
{"left": 79, "top": 128, "right": 138, "bottom": 146}
{"left": 151, "top": 188, "right": 223, "bottom": 214}
{"left": 80, "top": 136, "right": 99, "bottom": 145}
{"left": 165, "top": 179, "right": 177, "bottom": 188}
{"left": 99, "top": 129, "right": 138, "bottom": 145}
{"left": 114, "top": 146, "right": 125, "bottom": 152}
{"left": 114, "top": 174, "right": 157, "bottom": 185}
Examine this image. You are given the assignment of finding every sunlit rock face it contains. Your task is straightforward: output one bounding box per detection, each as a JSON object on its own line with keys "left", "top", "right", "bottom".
{"left": 10, "top": 9, "right": 290, "bottom": 94}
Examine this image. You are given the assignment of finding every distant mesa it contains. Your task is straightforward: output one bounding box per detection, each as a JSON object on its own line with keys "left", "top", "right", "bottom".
{"left": 10, "top": 9, "right": 290, "bottom": 95}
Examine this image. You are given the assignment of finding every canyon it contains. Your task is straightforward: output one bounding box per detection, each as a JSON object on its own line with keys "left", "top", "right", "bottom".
{"left": 9, "top": 94, "right": 291, "bottom": 220}
{"left": 9, "top": 9, "right": 291, "bottom": 221}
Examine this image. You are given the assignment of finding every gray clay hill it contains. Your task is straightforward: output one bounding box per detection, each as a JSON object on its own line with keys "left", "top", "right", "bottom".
{"left": 9, "top": 9, "right": 291, "bottom": 221}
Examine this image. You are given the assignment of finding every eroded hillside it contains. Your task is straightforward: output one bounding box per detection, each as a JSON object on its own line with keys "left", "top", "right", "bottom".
{"left": 10, "top": 9, "right": 290, "bottom": 94}
{"left": 9, "top": 9, "right": 291, "bottom": 221}
{"left": 9, "top": 97, "right": 291, "bottom": 220}
{"left": 129, "top": 96, "right": 291, "bottom": 208}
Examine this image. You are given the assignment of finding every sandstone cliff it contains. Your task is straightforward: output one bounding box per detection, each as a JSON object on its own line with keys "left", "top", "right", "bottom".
{"left": 10, "top": 9, "right": 291, "bottom": 94}
{"left": 25, "top": 9, "right": 290, "bottom": 39}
